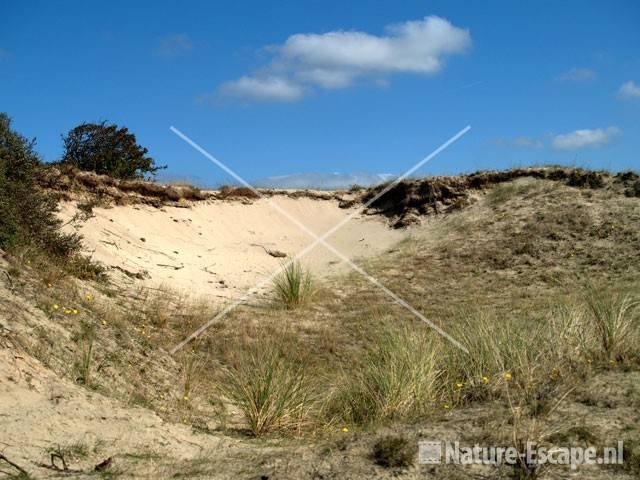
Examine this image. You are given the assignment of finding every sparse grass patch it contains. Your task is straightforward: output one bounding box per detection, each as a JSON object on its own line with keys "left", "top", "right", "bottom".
{"left": 548, "top": 425, "right": 599, "bottom": 446}
{"left": 487, "top": 179, "right": 539, "bottom": 206}
{"left": 178, "top": 350, "right": 204, "bottom": 402}
{"left": 45, "top": 441, "right": 90, "bottom": 460}
{"left": 76, "top": 330, "right": 95, "bottom": 386}
{"left": 70, "top": 320, "right": 99, "bottom": 387}
{"left": 440, "top": 312, "right": 561, "bottom": 409}
{"left": 619, "top": 437, "right": 640, "bottom": 474}
{"left": 76, "top": 197, "right": 109, "bottom": 220}
{"left": 504, "top": 384, "right": 577, "bottom": 480}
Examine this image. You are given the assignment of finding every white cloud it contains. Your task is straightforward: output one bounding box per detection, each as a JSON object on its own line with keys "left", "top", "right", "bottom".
{"left": 618, "top": 80, "right": 640, "bottom": 99}
{"left": 156, "top": 34, "right": 193, "bottom": 58}
{"left": 218, "top": 76, "right": 304, "bottom": 102}
{"left": 552, "top": 127, "right": 621, "bottom": 150}
{"left": 513, "top": 136, "right": 543, "bottom": 149}
{"left": 217, "top": 16, "right": 470, "bottom": 102}
{"left": 493, "top": 136, "right": 543, "bottom": 149}
{"left": 556, "top": 67, "right": 596, "bottom": 82}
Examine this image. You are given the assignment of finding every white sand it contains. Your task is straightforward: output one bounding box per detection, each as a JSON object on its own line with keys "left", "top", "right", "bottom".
{"left": 60, "top": 195, "right": 405, "bottom": 300}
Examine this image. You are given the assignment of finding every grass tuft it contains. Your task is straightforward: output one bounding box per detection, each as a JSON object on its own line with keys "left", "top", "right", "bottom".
{"left": 272, "top": 260, "right": 313, "bottom": 309}
{"left": 328, "top": 325, "right": 440, "bottom": 424}
{"left": 76, "top": 326, "right": 95, "bottom": 386}
{"left": 585, "top": 288, "right": 638, "bottom": 362}
{"left": 216, "top": 347, "right": 314, "bottom": 436}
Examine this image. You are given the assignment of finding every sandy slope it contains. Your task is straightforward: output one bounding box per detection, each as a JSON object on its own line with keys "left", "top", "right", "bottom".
{"left": 60, "top": 195, "right": 405, "bottom": 300}
{"left": 0, "top": 348, "right": 228, "bottom": 477}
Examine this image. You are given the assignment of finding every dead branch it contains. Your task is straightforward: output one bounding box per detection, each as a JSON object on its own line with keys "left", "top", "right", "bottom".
{"left": 0, "top": 453, "right": 29, "bottom": 476}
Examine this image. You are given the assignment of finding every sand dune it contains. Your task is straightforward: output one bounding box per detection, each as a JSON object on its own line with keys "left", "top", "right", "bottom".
{"left": 61, "top": 194, "right": 406, "bottom": 300}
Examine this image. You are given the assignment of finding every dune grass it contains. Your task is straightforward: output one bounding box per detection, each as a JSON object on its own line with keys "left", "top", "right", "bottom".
{"left": 585, "top": 287, "right": 639, "bottom": 362}
{"left": 216, "top": 348, "right": 315, "bottom": 436}
{"left": 201, "top": 277, "right": 639, "bottom": 435}
{"left": 272, "top": 260, "right": 313, "bottom": 309}
{"left": 77, "top": 337, "right": 94, "bottom": 386}
{"left": 327, "top": 325, "right": 441, "bottom": 425}
{"left": 15, "top": 176, "right": 638, "bottom": 452}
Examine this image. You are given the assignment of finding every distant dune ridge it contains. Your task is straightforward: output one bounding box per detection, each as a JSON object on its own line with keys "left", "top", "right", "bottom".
{"left": 51, "top": 165, "right": 639, "bottom": 298}
{"left": 252, "top": 171, "right": 396, "bottom": 189}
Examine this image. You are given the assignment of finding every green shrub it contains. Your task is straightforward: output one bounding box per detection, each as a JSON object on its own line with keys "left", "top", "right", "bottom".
{"left": 0, "top": 113, "right": 81, "bottom": 256}
{"left": 61, "top": 121, "right": 164, "bottom": 180}
{"left": 371, "top": 435, "right": 415, "bottom": 468}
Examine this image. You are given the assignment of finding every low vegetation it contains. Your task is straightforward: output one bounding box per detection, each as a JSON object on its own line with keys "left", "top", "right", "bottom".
{"left": 371, "top": 435, "right": 415, "bottom": 468}
{"left": 216, "top": 347, "right": 314, "bottom": 436}
{"left": 0, "top": 113, "right": 108, "bottom": 283}
{"left": 1, "top": 134, "right": 638, "bottom": 477}
{"left": 585, "top": 287, "right": 639, "bottom": 361}
{"left": 0, "top": 113, "right": 81, "bottom": 257}
{"left": 272, "top": 260, "right": 314, "bottom": 309}
{"left": 328, "top": 325, "right": 440, "bottom": 425}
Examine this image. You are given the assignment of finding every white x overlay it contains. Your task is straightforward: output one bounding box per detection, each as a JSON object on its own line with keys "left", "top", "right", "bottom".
{"left": 169, "top": 125, "right": 471, "bottom": 354}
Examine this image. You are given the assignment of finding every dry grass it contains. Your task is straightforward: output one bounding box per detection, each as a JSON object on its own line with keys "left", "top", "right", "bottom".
{"left": 216, "top": 346, "right": 315, "bottom": 436}
{"left": 76, "top": 333, "right": 94, "bottom": 386}
{"left": 326, "top": 325, "right": 441, "bottom": 425}
{"left": 585, "top": 287, "right": 639, "bottom": 362}
{"left": 173, "top": 178, "right": 639, "bottom": 436}
{"left": 216, "top": 185, "right": 260, "bottom": 199}
{"left": 4, "top": 175, "right": 639, "bottom": 478}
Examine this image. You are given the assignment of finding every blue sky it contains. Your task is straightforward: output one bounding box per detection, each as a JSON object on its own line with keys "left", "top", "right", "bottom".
{"left": 1, "top": 0, "right": 639, "bottom": 185}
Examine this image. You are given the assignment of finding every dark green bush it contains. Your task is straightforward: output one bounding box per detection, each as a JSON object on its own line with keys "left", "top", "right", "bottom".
{"left": 0, "top": 113, "right": 81, "bottom": 256}
{"left": 371, "top": 435, "right": 415, "bottom": 468}
{"left": 60, "top": 121, "right": 164, "bottom": 180}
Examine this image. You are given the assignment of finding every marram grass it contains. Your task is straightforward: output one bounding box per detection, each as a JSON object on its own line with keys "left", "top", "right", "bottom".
{"left": 273, "top": 260, "right": 313, "bottom": 309}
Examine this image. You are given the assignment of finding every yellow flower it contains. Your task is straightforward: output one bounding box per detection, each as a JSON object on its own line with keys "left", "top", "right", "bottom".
{"left": 504, "top": 372, "right": 513, "bottom": 381}
{"left": 482, "top": 376, "right": 489, "bottom": 384}
{"left": 85, "top": 294, "right": 93, "bottom": 301}
{"left": 455, "top": 382, "right": 464, "bottom": 389}
{"left": 183, "top": 396, "right": 189, "bottom": 401}
{"left": 52, "top": 304, "right": 59, "bottom": 310}
{"left": 72, "top": 309, "right": 79, "bottom": 315}
{"left": 443, "top": 404, "right": 450, "bottom": 410}
{"left": 101, "top": 320, "right": 107, "bottom": 326}
{"left": 341, "top": 427, "right": 349, "bottom": 433}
